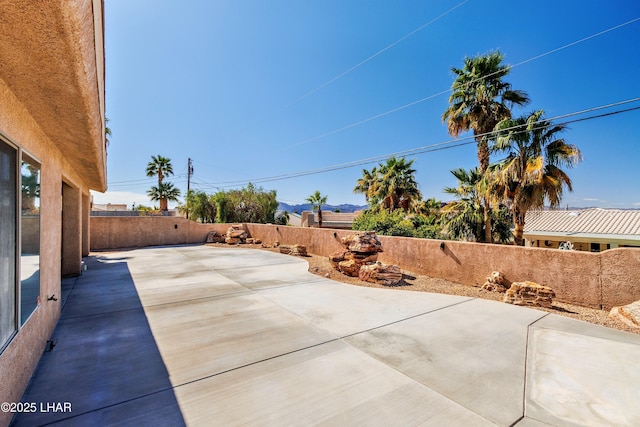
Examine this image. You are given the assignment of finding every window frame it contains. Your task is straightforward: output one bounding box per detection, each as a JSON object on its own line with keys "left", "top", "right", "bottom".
{"left": 0, "top": 133, "right": 42, "bottom": 354}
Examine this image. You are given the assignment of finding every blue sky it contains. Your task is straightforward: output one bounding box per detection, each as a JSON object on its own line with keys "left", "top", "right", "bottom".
{"left": 94, "top": 0, "right": 640, "bottom": 209}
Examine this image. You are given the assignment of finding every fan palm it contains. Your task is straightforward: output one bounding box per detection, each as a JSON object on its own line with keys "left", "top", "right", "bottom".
{"left": 442, "top": 168, "right": 485, "bottom": 241}
{"left": 147, "top": 181, "right": 181, "bottom": 212}
{"left": 491, "top": 110, "right": 582, "bottom": 245}
{"left": 443, "top": 51, "right": 529, "bottom": 242}
{"left": 306, "top": 190, "right": 328, "bottom": 228}
{"left": 146, "top": 155, "right": 174, "bottom": 184}
{"left": 354, "top": 157, "right": 421, "bottom": 212}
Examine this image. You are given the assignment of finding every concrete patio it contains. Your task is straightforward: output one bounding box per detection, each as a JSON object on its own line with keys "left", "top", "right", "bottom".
{"left": 13, "top": 245, "right": 640, "bottom": 426}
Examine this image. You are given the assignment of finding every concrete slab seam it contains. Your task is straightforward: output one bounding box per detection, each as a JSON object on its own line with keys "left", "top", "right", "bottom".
{"left": 520, "top": 312, "right": 551, "bottom": 425}
{"left": 336, "top": 297, "right": 477, "bottom": 340}
{"left": 29, "top": 386, "right": 183, "bottom": 426}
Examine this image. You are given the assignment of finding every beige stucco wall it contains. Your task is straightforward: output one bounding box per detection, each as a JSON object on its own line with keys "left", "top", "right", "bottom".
{"left": 90, "top": 219, "right": 640, "bottom": 311}
{"left": 0, "top": 1, "right": 105, "bottom": 422}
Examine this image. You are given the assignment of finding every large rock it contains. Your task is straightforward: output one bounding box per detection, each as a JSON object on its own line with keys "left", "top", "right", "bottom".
{"left": 227, "top": 225, "right": 248, "bottom": 239}
{"left": 609, "top": 300, "right": 640, "bottom": 329}
{"left": 341, "top": 231, "right": 383, "bottom": 253}
{"left": 338, "top": 259, "right": 361, "bottom": 277}
{"left": 329, "top": 249, "right": 378, "bottom": 275}
{"left": 206, "top": 231, "right": 225, "bottom": 243}
{"left": 359, "top": 262, "right": 403, "bottom": 286}
{"left": 503, "top": 281, "right": 555, "bottom": 308}
{"left": 280, "top": 244, "right": 307, "bottom": 257}
{"left": 480, "top": 271, "right": 507, "bottom": 293}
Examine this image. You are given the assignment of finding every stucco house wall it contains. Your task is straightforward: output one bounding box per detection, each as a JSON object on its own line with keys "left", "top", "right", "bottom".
{"left": 0, "top": 2, "right": 106, "bottom": 425}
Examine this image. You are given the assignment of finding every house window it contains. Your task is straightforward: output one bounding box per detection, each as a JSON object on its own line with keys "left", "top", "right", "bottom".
{"left": 590, "top": 243, "right": 600, "bottom": 252}
{"left": 0, "top": 137, "right": 41, "bottom": 353}
{"left": 0, "top": 139, "right": 17, "bottom": 351}
{"left": 21, "top": 155, "right": 40, "bottom": 324}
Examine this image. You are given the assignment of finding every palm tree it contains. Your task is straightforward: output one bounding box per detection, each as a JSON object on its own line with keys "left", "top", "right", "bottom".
{"left": 442, "top": 168, "right": 485, "bottom": 241}
{"left": 354, "top": 157, "right": 421, "bottom": 212}
{"left": 491, "top": 110, "right": 582, "bottom": 245}
{"left": 353, "top": 166, "right": 379, "bottom": 205}
{"left": 146, "top": 155, "right": 174, "bottom": 184}
{"left": 306, "top": 190, "right": 328, "bottom": 228}
{"left": 442, "top": 51, "right": 529, "bottom": 242}
{"left": 147, "top": 181, "right": 181, "bottom": 212}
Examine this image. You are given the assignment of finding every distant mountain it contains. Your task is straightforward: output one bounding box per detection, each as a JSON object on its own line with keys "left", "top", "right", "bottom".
{"left": 278, "top": 202, "right": 367, "bottom": 213}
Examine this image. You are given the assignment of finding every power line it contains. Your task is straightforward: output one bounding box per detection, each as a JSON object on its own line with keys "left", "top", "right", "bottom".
{"left": 200, "top": 99, "right": 640, "bottom": 188}
{"left": 288, "top": 16, "right": 640, "bottom": 148}
{"left": 280, "top": 0, "right": 470, "bottom": 111}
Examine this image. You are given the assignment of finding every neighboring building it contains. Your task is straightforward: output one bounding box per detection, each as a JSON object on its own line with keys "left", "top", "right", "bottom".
{"left": 0, "top": 1, "right": 106, "bottom": 423}
{"left": 523, "top": 208, "right": 640, "bottom": 252}
{"left": 301, "top": 211, "right": 362, "bottom": 229}
{"left": 92, "top": 203, "right": 128, "bottom": 212}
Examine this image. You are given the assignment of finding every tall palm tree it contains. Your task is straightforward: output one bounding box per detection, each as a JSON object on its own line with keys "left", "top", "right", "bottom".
{"left": 354, "top": 157, "right": 421, "bottom": 212}
{"left": 306, "top": 190, "right": 328, "bottom": 228}
{"left": 491, "top": 110, "right": 582, "bottom": 245}
{"left": 146, "top": 155, "right": 174, "bottom": 184}
{"left": 443, "top": 51, "right": 529, "bottom": 243}
{"left": 147, "top": 181, "right": 181, "bottom": 212}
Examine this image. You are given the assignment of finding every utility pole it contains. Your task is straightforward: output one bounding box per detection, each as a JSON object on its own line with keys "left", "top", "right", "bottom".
{"left": 186, "top": 158, "right": 193, "bottom": 219}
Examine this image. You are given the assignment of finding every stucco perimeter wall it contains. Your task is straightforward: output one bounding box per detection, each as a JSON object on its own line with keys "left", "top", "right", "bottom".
{"left": 90, "top": 216, "right": 230, "bottom": 250}
{"left": 90, "top": 219, "right": 640, "bottom": 310}
{"left": 245, "top": 224, "right": 639, "bottom": 310}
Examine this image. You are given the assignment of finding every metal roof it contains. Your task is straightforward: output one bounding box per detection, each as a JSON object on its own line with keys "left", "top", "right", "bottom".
{"left": 524, "top": 208, "right": 640, "bottom": 236}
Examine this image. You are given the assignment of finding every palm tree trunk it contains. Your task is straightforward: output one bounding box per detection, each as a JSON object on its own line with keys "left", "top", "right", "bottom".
{"left": 318, "top": 208, "right": 323, "bottom": 228}
{"left": 513, "top": 210, "right": 525, "bottom": 246}
{"left": 160, "top": 198, "right": 168, "bottom": 211}
{"left": 483, "top": 198, "right": 492, "bottom": 243}
{"left": 478, "top": 136, "right": 492, "bottom": 243}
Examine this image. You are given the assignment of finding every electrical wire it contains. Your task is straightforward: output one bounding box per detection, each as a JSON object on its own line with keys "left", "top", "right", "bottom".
{"left": 280, "top": 0, "right": 470, "bottom": 110}
{"left": 288, "top": 16, "right": 640, "bottom": 148}
{"left": 200, "top": 99, "right": 640, "bottom": 188}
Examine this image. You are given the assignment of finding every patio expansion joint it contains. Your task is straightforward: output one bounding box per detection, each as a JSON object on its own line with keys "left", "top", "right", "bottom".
{"left": 169, "top": 297, "right": 478, "bottom": 391}
{"left": 26, "top": 387, "right": 181, "bottom": 427}
{"left": 516, "top": 311, "right": 552, "bottom": 425}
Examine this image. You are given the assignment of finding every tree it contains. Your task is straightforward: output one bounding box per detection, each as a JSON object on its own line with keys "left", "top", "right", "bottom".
{"left": 441, "top": 168, "right": 513, "bottom": 243}
{"left": 146, "top": 155, "right": 177, "bottom": 211}
{"left": 491, "top": 110, "right": 582, "bottom": 245}
{"left": 146, "top": 155, "right": 174, "bottom": 185}
{"left": 354, "top": 157, "right": 421, "bottom": 212}
{"left": 306, "top": 190, "right": 328, "bottom": 228}
{"left": 442, "top": 168, "right": 485, "bottom": 241}
{"left": 442, "top": 51, "right": 529, "bottom": 242}
{"left": 147, "top": 181, "right": 181, "bottom": 212}
{"left": 178, "top": 190, "right": 216, "bottom": 223}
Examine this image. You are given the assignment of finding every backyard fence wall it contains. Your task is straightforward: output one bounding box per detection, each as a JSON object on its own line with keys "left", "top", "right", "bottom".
{"left": 90, "top": 217, "right": 640, "bottom": 310}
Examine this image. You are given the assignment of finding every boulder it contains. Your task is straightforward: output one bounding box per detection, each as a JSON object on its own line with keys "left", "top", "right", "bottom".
{"left": 503, "top": 281, "right": 555, "bottom": 308}
{"left": 206, "top": 231, "right": 225, "bottom": 243}
{"left": 480, "top": 271, "right": 507, "bottom": 293}
{"left": 359, "top": 262, "right": 403, "bottom": 286}
{"left": 609, "top": 300, "right": 640, "bottom": 329}
{"left": 225, "top": 237, "right": 240, "bottom": 245}
{"left": 292, "top": 245, "right": 307, "bottom": 257}
{"left": 329, "top": 249, "right": 378, "bottom": 275}
{"left": 341, "top": 231, "right": 383, "bottom": 253}
{"left": 329, "top": 250, "right": 348, "bottom": 269}
{"left": 337, "top": 259, "right": 361, "bottom": 277}
{"left": 279, "top": 245, "right": 292, "bottom": 255}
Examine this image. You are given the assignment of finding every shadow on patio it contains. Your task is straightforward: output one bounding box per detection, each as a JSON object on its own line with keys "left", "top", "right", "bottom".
{"left": 12, "top": 256, "right": 185, "bottom": 426}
